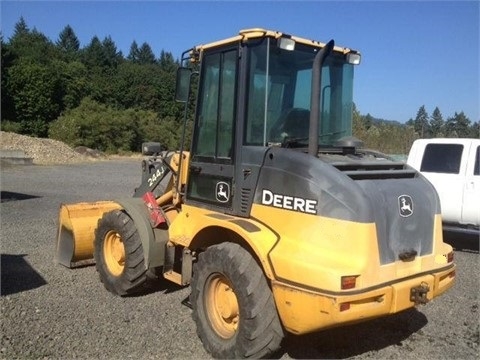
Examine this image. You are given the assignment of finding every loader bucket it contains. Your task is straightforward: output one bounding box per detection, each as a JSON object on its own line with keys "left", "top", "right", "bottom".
{"left": 56, "top": 201, "right": 121, "bottom": 268}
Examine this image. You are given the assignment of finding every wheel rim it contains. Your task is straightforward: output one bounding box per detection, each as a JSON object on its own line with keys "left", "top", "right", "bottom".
{"left": 103, "top": 230, "right": 125, "bottom": 276}
{"left": 205, "top": 273, "right": 240, "bottom": 339}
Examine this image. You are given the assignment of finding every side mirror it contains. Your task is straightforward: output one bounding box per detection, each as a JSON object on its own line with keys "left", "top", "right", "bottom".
{"left": 142, "top": 142, "right": 162, "bottom": 156}
{"left": 175, "top": 67, "right": 192, "bottom": 103}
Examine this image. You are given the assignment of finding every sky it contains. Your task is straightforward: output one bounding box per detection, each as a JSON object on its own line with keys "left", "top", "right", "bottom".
{"left": 1, "top": 0, "right": 479, "bottom": 123}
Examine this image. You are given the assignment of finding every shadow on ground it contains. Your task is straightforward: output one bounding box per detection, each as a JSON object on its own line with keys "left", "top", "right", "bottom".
{"left": 1, "top": 254, "right": 47, "bottom": 296}
{"left": 443, "top": 230, "right": 479, "bottom": 253}
{"left": 279, "top": 308, "right": 427, "bottom": 359}
{"left": 0, "top": 191, "right": 40, "bottom": 203}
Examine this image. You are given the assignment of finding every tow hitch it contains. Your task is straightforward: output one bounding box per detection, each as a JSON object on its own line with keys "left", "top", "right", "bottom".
{"left": 410, "top": 282, "right": 430, "bottom": 304}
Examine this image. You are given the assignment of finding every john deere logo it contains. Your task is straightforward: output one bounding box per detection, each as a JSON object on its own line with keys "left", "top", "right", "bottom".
{"left": 216, "top": 182, "right": 230, "bottom": 203}
{"left": 398, "top": 195, "right": 413, "bottom": 217}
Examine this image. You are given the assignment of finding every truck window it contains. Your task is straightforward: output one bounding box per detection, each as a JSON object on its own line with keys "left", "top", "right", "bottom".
{"left": 474, "top": 146, "right": 480, "bottom": 176}
{"left": 420, "top": 143, "right": 463, "bottom": 174}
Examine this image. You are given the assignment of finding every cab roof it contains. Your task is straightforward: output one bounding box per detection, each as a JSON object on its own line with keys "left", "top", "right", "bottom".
{"left": 192, "top": 28, "right": 358, "bottom": 55}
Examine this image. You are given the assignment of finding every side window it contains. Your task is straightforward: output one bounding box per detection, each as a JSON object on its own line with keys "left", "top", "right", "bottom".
{"left": 420, "top": 143, "right": 463, "bottom": 174}
{"left": 193, "top": 49, "right": 236, "bottom": 161}
{"left": 474, "top": 146, "right": 480, "bottom": 176}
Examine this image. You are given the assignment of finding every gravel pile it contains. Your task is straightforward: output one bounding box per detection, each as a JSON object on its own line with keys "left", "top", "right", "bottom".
{"left": 0, "top": 131, "right": 93, "bottom": 165}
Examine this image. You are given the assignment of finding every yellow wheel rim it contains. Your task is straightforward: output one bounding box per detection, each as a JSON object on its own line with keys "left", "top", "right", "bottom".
{"left": 205, "top": 274, "right": 240, "bottom": 339}
{"left": 103, "top": 230, "right": 125, "bottom": 276}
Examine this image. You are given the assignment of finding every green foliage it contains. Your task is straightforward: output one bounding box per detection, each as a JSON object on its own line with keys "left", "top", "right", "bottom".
{"left": 137, "top": 42, "right": 156, "bottom": 64}
{"left": 353, "top": 110, "right": 418, "bottom": 154}
{"left": 414, "top": 105, "right": 430, "bottom": 138}
{"left": 6, "top": 60, "right": 62, "bottom": 136}
{"left": 430, "top": 107, "right": 444, "bottom": 137}
{"left": 114, "top": 62, "right": 162, "bottom": 110}
{"left": 0, "top": 121, "right": 22, "bottom": 133}
{"left": 48, "top": 98, "right": 187, "bottom": 153}
{"left": 54, "top": 60, "right": 89, "bottom": 110}
{"left": 49, "top": 98, "right": 139, "bottom": 152}
{"left": 56, "top": 25, "right": 80, "bottom": 61}
{"left": 9, "top": 21, "right": 59, "bottom": 65}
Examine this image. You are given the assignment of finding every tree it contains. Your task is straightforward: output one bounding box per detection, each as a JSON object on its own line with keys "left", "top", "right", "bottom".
{"left": 470, "top": 122, "right": 480, "bottom": 138}
{"left": 102, "top": 36, "right": 122, "bottom": 68}
{"left": 6, "top": 60, "right": 62, "bottom": 136}
{"left": 430, "top": 107, "right": 444, "bottom": 137}
{"left": 114, "top": 62, "right": 162, "bottom": 110}
{"left": 12, "top": 16, "right": 29, "bottom": 37}
{"left": 159, "top": 50, "right": 177, "bottom": 71}
{"left": 127, "top": 40, "right": 139, "bottom": 62}
{"left": 54, "top": 60, "right": 89, "bottom": 110}
{"left": 82, "top": 36, "right": 105, "bottom": 68}
{"left": 137, "top": 42, "right": 156, "bottom": 64}
{"left": 56, "top": 25, "right": 80, "bottom": 61}
{"left": 9, "top": 20, "right": 58, "bottom": 65}
{"left": 414, "top": 105, "right": 430, "bottom": 138}
{"left": 1, "top": 34, "right": 16, "bottom": 124}
{"left": 444, "top": 112, "right": 472, "bottom": 138}
{"left": 363, "top": 113, "right": 374, "bottom": 130}
{"left": 49, "top": 98, "right": 138, "bottom": 152}
{"left": 453, "top": 111, "right": 471, "bottom": 138}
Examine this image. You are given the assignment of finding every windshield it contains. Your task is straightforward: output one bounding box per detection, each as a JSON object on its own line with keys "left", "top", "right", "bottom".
{"left": 244, "top": 37, "right": 354, "bottom": 147}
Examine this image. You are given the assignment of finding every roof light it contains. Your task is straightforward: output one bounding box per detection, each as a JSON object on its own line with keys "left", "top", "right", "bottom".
{"left": 346, "top": 53, "right": 361, "bottom": 65}
{"left": 278, "top": 37, "right": 295, "bottom": 51}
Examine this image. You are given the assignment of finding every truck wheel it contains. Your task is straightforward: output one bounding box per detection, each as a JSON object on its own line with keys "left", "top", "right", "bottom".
{"left": 94, "top": 210, "right": 147, "bottom": 296}
{"left": 191, "top": 242, "right": 284, "bottom": 358}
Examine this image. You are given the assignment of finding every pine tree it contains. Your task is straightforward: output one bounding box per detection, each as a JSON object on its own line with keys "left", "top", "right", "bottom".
{"left": 127, "top": 41, "right": 139, "bottom": 63}
{"left": 56, "top": 25, "right": 80, "bottom": 60}
{"left": 414, "top": 105, "right": 430, "bottom": 137}
{"left": 453, "top": 111, "right": 471, "bottom": 138}
{"left": 159, "top": 50, "right": 177, "bottom": 71}
{"left": 13, "top": 16, "right": 29, "bottom": 37}
{"left": 429, "top": 107, "right": 444, "bottom": 137}
{"left": 102, "top": 36, "right": 122, "bottom": 68}
{"left": 137, "top": 42, "right": 156, "bottom": 64}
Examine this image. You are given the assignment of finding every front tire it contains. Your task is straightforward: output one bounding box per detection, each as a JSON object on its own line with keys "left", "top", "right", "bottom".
{"left": 94, "top": 210, "right": 147, "bottom": 296}
{"left": 191, "top": 243, "right": 284, "bottom": 358}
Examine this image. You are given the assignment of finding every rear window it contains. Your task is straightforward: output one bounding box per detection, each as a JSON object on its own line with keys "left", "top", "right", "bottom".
{"left": 420, "top": 143, "right": 463, "bottom": 174}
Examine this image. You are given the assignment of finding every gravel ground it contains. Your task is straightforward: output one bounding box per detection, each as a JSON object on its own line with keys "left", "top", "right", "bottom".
{"left": 1, "top": 159, "right": 479, "bottom": 359}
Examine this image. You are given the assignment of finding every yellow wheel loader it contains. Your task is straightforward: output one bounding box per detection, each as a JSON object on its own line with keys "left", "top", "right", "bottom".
{"left": 56, "top": 28, "right": 455, "bottom": 358}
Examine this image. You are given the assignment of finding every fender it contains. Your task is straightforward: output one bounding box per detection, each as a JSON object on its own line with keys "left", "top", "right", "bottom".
{"left": 168, "top": 204, "right": 279, "bottom": 280}
{"left": 115, "top": 197, "right": 167, "bottom": 269}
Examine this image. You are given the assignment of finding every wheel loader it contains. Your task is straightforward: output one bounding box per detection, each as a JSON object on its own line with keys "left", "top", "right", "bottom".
{"left": 56, "top": 28, "right": 456, "bottom": 359}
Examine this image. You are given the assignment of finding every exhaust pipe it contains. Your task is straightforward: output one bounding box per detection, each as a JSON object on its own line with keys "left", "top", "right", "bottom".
{"left": 308, "top": 39, "right": 335, "bottom": 156}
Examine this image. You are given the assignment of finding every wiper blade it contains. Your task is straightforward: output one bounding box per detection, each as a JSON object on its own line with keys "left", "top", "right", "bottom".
{"left": 282, "top": 137, "right": 309, "bottom": 148}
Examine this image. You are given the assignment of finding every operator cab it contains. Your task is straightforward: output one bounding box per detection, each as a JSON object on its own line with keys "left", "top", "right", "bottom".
{"left": 175, "top": 28, "right": 361, "bottom": 215}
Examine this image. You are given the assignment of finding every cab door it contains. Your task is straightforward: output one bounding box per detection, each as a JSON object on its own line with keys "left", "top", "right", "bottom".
{"left": 462, "top": 143, "right": 480, "bottom": 226}
{"left": 186, "top": 47, "right": 238, "bottom": 210}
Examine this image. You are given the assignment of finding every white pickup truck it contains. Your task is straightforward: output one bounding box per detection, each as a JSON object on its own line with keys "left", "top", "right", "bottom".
{"left": 407, "top": 138, "right": 480, "bottom": 235}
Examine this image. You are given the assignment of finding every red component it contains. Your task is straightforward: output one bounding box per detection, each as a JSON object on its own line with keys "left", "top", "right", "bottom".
{"left": 340, "top": 303, "right": 351, "bottom": 312}
{"left": 341, "top": 275, "right": 357, "bottom": 290}
{"left": 142, "top": 192, "right": 166, "bottom": 227}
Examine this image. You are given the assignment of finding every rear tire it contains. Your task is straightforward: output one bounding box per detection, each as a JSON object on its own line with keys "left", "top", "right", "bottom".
{"left": 94, "top": 210, "right": 147, "bottom": 296}
{"left": 191, "top": 243, "right": 284, "bottom": 358}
